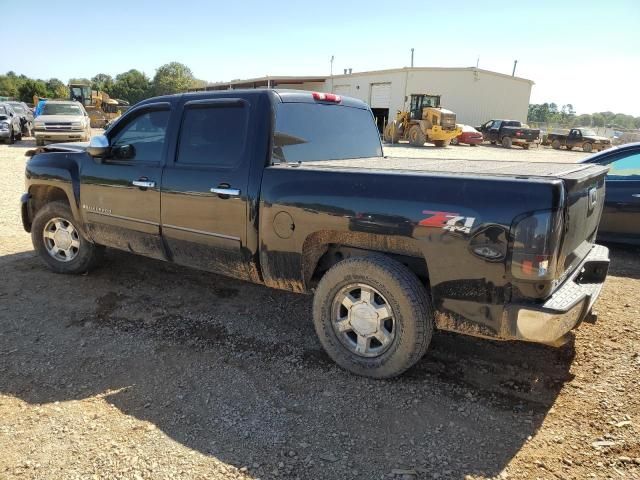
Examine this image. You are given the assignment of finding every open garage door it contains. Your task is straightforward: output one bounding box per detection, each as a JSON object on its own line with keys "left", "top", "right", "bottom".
{"left": 370, "top": 83, "right": 391, "bottom": 108}
{"left": 370, "top": 83, "right": 391, "bottom": 134}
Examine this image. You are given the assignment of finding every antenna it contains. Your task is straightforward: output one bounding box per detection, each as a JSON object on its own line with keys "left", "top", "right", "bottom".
{"left": 512, "top": 59, "right": 518, "bottom": 76}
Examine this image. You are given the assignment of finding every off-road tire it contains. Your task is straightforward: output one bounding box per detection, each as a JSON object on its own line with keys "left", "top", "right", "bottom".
{"left": 501, "top": 136, "right": 512, "bottom": 148}
{"left": 552, "top": 139, "right": 561, "bottom": 150}
{"left": 582, "top": 142, "right": 593, "bottom": 153}
{"left": 383, "top": 124, "right": 401, "bottom": 143}
{"left": 408, "top": 125, "right": 427, "bottom": 147}
{"left": 313, "top": 254, "right": 434, "bottom": 378}
{"left": 31, "top": 201, "right": 104, "bottom": 274}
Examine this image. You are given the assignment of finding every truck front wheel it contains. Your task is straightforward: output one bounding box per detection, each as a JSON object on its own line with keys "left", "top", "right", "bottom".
{"left": 31, "top": 201, "right": 104, "bottom": 274}
{"left": 552, "top": 139, "right": 561, "bottom": 150}
{"left": 312, "top": 255, "right": 433, "bottom": 378}
{"left": 501, "top": 136, "right": 512, "bottom": 148}
{"left": 583, "top": 142, "right": 593, "bottom": 153}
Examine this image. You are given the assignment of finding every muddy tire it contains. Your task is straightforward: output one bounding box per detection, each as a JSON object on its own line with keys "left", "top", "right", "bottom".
{"left": 383, "top": 123, "right": 401, "bottom": 143}
{"left": 31, "top": 201, "right": 104, "bottom": 274}
{"left": 408, "top": 125, "right": 426, "bottom": 147}
{"left": 501, "top": 136, "right": 512, "bottom": 148}
{"left": 552, "top": 139, "right": 561, "bottom": 150}
{"left": 583, "top": 142, "right": 593, "bottom": 153}
{"left": 313, "top": 254, "right": 434, "bottom": 378}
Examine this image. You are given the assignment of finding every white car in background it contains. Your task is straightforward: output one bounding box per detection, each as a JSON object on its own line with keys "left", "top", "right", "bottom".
{"left": 34, "top": 101, "right": 91, "bottom": 146}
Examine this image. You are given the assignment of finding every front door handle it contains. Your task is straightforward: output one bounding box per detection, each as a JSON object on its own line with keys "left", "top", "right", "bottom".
{"left": 210, "top": 187, "right": 241, "bottom": 197}
{"left": 132, "top": 180, "right": 155, "bottom": 188}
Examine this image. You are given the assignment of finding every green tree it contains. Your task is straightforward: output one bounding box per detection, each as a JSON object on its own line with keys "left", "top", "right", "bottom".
{"left": 576, "top": 114, "right": 592, "bottom": 126}
{"left": 110, "top": 69, "right": 151, "bottom": 104}
{"left": 0, "top": 75, "right": 19, "bottom": 97}
{"left": 68, "top": 77, "right": 91, "bottom": 85}
{"left": 46, "top": 78, "right": 69, "bottom": 99}
{"left": 91, "top": 73, "right": 114, "bottom": 93}
{"left": 152, "top": 62, "right": 195, "bottom": 96}
{"left": 17, "top": 79, "right": 48, "bottom": 103}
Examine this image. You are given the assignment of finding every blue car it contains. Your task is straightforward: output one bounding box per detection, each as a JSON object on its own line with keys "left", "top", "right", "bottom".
{"left": 581, "top": 142, "right": 640, "bottom": 245}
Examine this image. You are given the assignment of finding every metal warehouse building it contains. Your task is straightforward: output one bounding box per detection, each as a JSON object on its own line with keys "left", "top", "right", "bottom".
{"left": 200, "top": 67, "right": 534, "bottom": 131}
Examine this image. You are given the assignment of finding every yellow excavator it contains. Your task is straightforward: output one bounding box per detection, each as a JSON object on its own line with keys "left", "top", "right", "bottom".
{"left": 383, "top": 94, "right": 461, "bottom": 147}
{"left": 68, "top": 83, "right": 127, "bottom": 128}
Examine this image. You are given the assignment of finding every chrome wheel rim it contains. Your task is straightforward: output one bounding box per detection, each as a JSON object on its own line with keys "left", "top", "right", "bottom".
{"left": 332, "top": 283, "right": 396, "bottom": 358}
{"left": 43, "top": 217, "right": 80, "bottom": 262}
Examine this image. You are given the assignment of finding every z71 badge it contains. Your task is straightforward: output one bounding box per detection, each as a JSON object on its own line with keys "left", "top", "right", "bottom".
{"left": 419, "top": 210, "right": 476, "bottom": 235}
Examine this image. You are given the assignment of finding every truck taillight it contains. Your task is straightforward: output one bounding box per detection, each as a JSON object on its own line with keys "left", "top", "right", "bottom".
{"left": 312, "top": 92, "right": 342, "bottom": 103}
{"left": 515, "top": 131, "right": 523, "bottom": 137}
{"left": 511, "top": 210, "right": 563, "bottom": 280}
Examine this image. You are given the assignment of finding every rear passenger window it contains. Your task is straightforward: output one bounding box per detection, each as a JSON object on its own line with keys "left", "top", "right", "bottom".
{"left": 177, "top": 104, "right": 248, "bottom": 167}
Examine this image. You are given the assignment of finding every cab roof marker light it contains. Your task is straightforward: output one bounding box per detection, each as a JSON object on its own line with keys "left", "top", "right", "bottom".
{"left": 312, "top": 92, "right": 342, "bottom": 103}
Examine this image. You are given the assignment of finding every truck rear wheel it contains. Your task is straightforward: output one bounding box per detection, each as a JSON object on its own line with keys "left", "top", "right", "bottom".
{"left": 583, "top": 142, "right": 593, "bottom": 153}
{"left": 312, "top": 254, "right": 434, "bottom": 378}
{"left": 501, "top": 136, "right": 512, "bottom": 148}
{"left": 552, "top": 139, "right": 561, "bottom": 150}
{"left": 31, "top": 201, "right": 104, "bottom": 274}
{"left": 408, "top": 125, "right": 426, "bottom": 147}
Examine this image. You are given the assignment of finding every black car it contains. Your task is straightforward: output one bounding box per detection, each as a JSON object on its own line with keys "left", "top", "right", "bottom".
{"left": 7, "top": 101, "right": 34, "bottom": 137}
{"left": 581, "top": 142, "right": 640, "bottom": 245}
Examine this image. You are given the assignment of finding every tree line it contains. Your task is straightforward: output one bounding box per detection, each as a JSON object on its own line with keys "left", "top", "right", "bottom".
{"left": 0, "top": 62, "right": 207, "bottom": 105}
{"left": 528, "top": 103, "right": 640, "bottom": 130}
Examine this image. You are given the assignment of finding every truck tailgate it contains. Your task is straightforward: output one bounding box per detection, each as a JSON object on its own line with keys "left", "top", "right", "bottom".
{"left": 557, "top": 164, "right": 609, "bottom": 280}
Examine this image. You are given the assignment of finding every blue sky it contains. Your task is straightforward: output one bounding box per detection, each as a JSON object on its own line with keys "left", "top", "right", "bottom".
{"left": 3, "top": 0, "right": 639, "bottom": 115}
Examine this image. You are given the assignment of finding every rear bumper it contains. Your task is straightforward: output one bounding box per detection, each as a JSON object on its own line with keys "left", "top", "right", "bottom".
{"left": 505, "top": 244, "right": 610, "bottom": 345}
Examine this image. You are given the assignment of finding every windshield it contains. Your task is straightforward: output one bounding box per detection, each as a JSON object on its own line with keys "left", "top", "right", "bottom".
{"left": 0, "top": 106, "right": 7, "bottom": 115}
{"left": 579, "top": 129, "right": 596, "bottom": 136}
{"left": 42, "top": 103, "right": 84, "bottom": 116}
{"left": 10, "top": 105, "right": 25, "bottom": 114}
{"left": 273, "top": 103, "right": 382, "bottom": 163}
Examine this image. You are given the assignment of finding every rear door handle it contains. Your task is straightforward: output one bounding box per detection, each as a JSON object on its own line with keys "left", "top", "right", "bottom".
{"left": 210, "top": 187, "right": 241, "bottom": 197}
{"left": 132, "top": 180, "right": 155, "bottom": 188}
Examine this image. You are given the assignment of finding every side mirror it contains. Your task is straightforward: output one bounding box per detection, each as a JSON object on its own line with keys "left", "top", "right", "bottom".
{"left": 87, "top": 135, "right": 109, "bottom": 159}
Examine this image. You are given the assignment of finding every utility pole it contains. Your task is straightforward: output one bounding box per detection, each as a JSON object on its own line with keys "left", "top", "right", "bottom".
{"left": 512, "top": 59, "right": 518, "bottom": 76}
{"left": 410, "top": 48, "right": 414, "bottom": 68}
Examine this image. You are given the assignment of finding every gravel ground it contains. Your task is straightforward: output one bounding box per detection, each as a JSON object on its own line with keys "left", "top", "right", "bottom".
{"left": 1, "top": 139, "right": 639, "bottom": 480}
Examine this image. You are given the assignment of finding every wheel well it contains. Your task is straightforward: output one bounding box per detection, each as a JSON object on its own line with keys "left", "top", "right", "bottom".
{"left": 303, "top": 232, "right": 429, "bottom": 289}
{"left": 28, "top": 186, "right": 70, "bottom": 217}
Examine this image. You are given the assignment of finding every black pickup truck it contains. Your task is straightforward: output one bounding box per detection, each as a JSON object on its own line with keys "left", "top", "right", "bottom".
{"left": 22, "top": 89, "right": 610, "bottom": 378}
{"left": 546, "top": 127, "right": 612, "bottom": 153}
{"left": 477, "top": 119, "right": 540, "bottom": 149}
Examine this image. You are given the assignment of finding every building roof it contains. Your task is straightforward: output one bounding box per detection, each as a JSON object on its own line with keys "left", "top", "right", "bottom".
{"left": 193, "top": 66, "right": 534, "bottom": 91}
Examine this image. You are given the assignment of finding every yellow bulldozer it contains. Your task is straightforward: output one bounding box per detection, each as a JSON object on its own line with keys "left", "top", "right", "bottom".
{"left": 383, "top": 94, "right": 461, "bottom": 147}
{"left": 69, "top": 83, "right": 127, "bottom": 128}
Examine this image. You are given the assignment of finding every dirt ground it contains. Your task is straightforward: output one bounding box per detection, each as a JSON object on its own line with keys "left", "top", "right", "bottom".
{"left": 1, "top": 138, "right": 639, "bottom": 480}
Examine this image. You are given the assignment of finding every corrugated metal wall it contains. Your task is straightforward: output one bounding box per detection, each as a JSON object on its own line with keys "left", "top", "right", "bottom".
{"left": 324, "top": 68, "right": 533, "bottom": 127}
